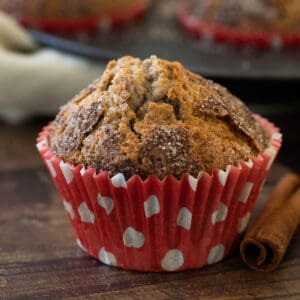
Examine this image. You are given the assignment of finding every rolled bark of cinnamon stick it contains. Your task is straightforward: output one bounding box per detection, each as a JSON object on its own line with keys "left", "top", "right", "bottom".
{"left": 240, "top": 173, "right": 300, "bottom": 272}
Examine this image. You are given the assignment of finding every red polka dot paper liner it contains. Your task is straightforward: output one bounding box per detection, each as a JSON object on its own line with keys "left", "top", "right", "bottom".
{"left": 36, "top": 115, "right": 281, "bottom": 272}
{"left": 177, "top": 4, "right": 300, "bottom": 49}
{"left": 14, "top": 0, "right": 149, "bottom": 33}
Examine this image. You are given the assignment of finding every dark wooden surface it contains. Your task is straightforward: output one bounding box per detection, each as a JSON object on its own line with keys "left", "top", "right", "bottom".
{"left": 0, "top": 110, "right": 300, "bottom": 300}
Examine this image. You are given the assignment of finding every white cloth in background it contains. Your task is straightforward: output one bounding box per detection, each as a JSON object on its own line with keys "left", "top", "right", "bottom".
{"left": 0, "top": 12, "right": 105, "bottom": 123}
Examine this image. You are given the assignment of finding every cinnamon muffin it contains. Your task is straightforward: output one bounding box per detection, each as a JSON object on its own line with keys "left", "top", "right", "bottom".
{"left": 0, "top": 0, "right": 141, "bottom": 18}
{"left": 50, "top": 55, "right": 269, "bottom": 180}
{"left": 0, "top": 0, "right": 149, "bottom": 32}
{"left": 183, "top": 0, "right": 300, "bottom": 33}
{"left": 38, "top": 55, "right": 281, "bottom": 272}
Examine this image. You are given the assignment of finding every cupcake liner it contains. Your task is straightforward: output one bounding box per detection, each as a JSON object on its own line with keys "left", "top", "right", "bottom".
{"left": 176, "top": 4, "right": 300, "bottom": 50}
{"left": 37, "top": 115, "right": 281, "bottom": 272}
{"left": 14, "top": 0, "right": 149, "bottom": 33}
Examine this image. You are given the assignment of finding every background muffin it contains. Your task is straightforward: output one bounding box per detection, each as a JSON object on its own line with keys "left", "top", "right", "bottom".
{"left": 0, "top": 0, "right": 149, "bottom": 32}
{"left": 177, "top": 0, "right": 300, "bottom": 48}
{"left": 0, "top": 0, "right": 139, "bottom": 18}
{"left": 182, "top": 0, "right": 300, "bottom": 33}
{"left": 50, "top": 55, "right": 268, "bottom": 180}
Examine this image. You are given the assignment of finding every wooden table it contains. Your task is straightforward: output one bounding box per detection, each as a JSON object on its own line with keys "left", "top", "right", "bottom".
{"left": 1, "top": 111, "right": 300, "bottom": 299}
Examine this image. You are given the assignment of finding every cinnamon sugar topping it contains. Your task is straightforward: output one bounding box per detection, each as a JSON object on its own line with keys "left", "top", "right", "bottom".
{"left": 50, "top": 56, "right": 269, "bottom": 179}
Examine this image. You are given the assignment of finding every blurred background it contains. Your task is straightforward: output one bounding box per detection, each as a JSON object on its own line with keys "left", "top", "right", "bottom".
{"left": 0, "top": 1, "right": 300, "bottom": 296}
{"left": 0, "top": 0, "right": 299, "bottom": 174}
{"left": 0, "top": 0, "right": 299, "bottom": 175}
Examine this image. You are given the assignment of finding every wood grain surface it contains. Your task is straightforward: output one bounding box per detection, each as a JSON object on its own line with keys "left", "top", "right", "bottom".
{"left": 0, "top": 114, "right": 299, "bottom": 300}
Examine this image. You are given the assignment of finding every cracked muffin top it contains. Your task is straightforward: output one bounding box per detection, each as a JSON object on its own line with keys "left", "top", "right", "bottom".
{"left": 50, "top": 55, "right": 269, "bottom": 180}
{"left": 184, "top": 0, "right": 300, "bottom": 33}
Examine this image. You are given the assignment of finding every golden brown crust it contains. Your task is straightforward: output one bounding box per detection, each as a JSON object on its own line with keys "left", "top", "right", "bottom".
{"left": 50, "top": 56, "right": 269, "bottom": 180}
{"left": 186, "top": 0, "right": 300, "bottom": 33}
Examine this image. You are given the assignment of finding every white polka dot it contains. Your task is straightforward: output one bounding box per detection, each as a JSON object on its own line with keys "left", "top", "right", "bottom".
{"left": 245, "top": 159, "right": 253, "bottom": 168}
{"left": 259, "top": 178, "right": 267, "bottom": 192}
{"left": 59, "top": 161, "right": 73, "bottom": 184}
{"left": 78, "top": 202, "right": 95, "bottom": 224}
{"left": 144, "top": 195, "right": 160, "bottom": 218}
{"left": 76, "top": 238, "right": 87, "bottom": 252}
{"left": 97, "top": 194, "right": 114, "bottom": 215}
{"left": 161, "top": 249, "right": 184, "bottom": 272}
{"left": 238, "top": 212, "right": 251, "bottom": 233}
{"left": 207, "top": 244, "right": 225, "bottom": 265}
{"left": 46, "top": 159, "right": 57, "bottom": 177}
{"left": 36, "top": 139, "right": 48, "bottom": 151}
{"left": 218, "top": 166, "right": 231, "bottom": 186}
{"left": 188, "top": 175, "right": 198, "bottom": 192}
{"left": 111, "top": 173, "right": 127, "bottom": 188}
{"left": 63, "top": 200, "right": 75, "bottom": 219}
{"left": 123, "top": 227, "right": 145, "bottom": 248}
{"left": 211, "top": 202, "right": 228, "bottom": 225}
{"left": 99, "top": 247, "right": 117, "bottom": 266}
{"left": 271, "top": 132, "right": 282, "bottom": 140}
{"left": 265, "top": 148, "right": 276, "bottom": 170}
{"left": 177, "top": 207, "right": 192, "bottom": 230}
{"left": 80, "top": 167, "right": 86, "bottom": 176}
{"left": 239, "top": 182, "right": 254, "bottom": 204}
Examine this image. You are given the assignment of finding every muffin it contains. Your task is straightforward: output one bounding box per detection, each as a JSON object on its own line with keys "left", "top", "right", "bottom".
{"left": 37, "top": 56, "right": 281, "bottom": 272}
{"left": 177, "top": 0, "right": 300, "bottom": 48}
{"left": 50, "top": 56, "right": 268, "bottom": 179}
{"left": 0, "top": 0, "right": 149, "bottom": 32}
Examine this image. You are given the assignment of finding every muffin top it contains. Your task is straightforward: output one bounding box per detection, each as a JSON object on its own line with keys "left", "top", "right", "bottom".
{"left": 0, "top": 0, "right": 138, "bottom": 18}
{"left": 185, "top": 0, "right": 300, "bottom": 33}
{"left": 50, "top": 56, "right": 269, "bottom": 180}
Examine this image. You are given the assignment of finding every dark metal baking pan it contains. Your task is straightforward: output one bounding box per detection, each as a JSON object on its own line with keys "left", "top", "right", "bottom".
{"left": 29, "top": 0, "right": 300, "bottom": 80}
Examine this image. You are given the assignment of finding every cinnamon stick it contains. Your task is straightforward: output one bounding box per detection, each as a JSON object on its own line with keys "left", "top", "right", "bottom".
{"left": 240, "top": 173, "right": 300, "bottom": 272}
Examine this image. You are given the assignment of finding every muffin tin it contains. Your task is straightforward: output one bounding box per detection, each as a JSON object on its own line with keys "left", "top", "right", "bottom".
{"left": 29, "top": 0, "right": 300, "bottom": 79}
